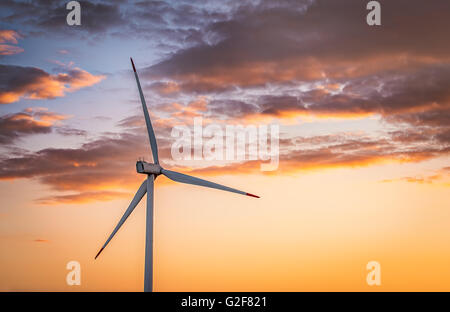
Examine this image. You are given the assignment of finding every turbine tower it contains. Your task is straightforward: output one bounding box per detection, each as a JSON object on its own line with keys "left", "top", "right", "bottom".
{"left": 95, "top": 58, "right": 259, "bottom": 292}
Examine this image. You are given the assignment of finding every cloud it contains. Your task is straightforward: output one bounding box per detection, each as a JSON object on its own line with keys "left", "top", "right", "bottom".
{"left": 0, "top": 44, "right": 23, "bottom": 56}
{"left": 0, "top": 30, "right": 23, "bottom": 56}
{"left": 385, "top": 109, "right": 450, "bottom": 129}
{"left": 186, "top": 134, "right": 449, "bottom": 177}
{"left": 55, "top": 127, "right": 87, "bottom": 137}
{"left": 0, "top": 30, "right": 21, "bottom": 44}
{"left": 0, "top": 131, "right": 149, "bottom": 190}
{"left": 381, "top": 167, "right": 450, "bottom": 185}
{"left": 176, "top": 64, "right": 450, "bottom": 152}
{"left": 0, "top": 0, "right": 226, "bottom": 52}
{"left": 145, "top": 0, "right": 450, "bottom": 92}
{"left": 1, "top": 0, "right": 449, "bottom": 205}
{"left": 0, "top": 1, "right": 125, "bottom": 35}
{"left": 40, "top": 1, "right": 124, "bottom": 33}
{"left": 130, "top": 0, "right": 449, "bottom": 154}
{"left": 209, "top": 99, "right": 259, "bottom": 119}
{"left": 0, "top": 108, "right": 68, "bottom": 144}
{"left": 148, "top": 81, "right": 180, "bottom": 96}
{"left": 0, "top": 64, "right": 105, "bottom": 104}
{"left": 0, "top": 120, "right": 448, "bottom": 205}
{"left": 168, "top": 96, "right": 209, "bottom": 120}
{"left": 33, "top": 239, "right": 49, "bottom": 243}
{"left": 184, "top": 64, "right": 450, "bottom": 122}
{"left": 36, "top": 191, "right": 130, "bottom": 205}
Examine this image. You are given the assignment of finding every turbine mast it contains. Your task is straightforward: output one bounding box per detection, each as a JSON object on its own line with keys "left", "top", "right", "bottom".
{"left": 144, "top": 174, "right": 154, "bottom": 292}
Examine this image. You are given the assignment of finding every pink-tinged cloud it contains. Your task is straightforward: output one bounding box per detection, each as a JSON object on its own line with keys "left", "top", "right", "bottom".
{"left": 0, "top": 64, "right": 105, "bottom": 104}
{"left": 0, "top": 44, "right": 24, "bottom": 56}
{"left": 0, "top": 30, "right": 21, "bottom": 44}
{"left": 0, "top": 30, "right": 23, "bottom": 56}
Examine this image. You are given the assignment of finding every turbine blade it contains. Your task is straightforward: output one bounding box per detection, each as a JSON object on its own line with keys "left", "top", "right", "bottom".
{"left": 161, "top": 168, "right": 260, "bottom": 198}
{"left": 130, "top": 57, "right": 159, "bottom": 164}
{"left": 95, "top": 180, "right": 147, "bottom": 259}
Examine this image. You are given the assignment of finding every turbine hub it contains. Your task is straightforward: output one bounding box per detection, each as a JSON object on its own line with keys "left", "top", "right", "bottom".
{"left": 136, "top": 161, "right": 161, "bottom": 175}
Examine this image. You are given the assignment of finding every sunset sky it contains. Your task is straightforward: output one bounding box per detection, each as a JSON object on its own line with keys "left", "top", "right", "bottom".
{"left": 1, "top": 0, "right": 449, "bottom": 291}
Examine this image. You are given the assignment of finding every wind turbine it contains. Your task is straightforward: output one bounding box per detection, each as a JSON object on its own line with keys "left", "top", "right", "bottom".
{"left": 94, "top": 58, "right": 259, "bottom": 292}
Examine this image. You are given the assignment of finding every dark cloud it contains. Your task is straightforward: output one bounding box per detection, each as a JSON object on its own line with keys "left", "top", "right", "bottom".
{"left": 209, "top": 99, "right": 259, "bottom": 118}
{"left": 0, "top": 0, "right": 229, "bottom": 49}
{"left": 0, "top": 108, "right": 66, "bottom": 144}
{"left": 292, "top": 68, "right": 447, "bottom": 115}
{"left": 435, "top": 129, "right": 450, "bottom": 145}
{"left": 0, "top": 65, "right": 48, "bottom": 103}
{"left": 0, "top": 0, "right": 125, "bottom": 34}
{"left": 3, "top": 0, "right": 449, "bottom": 61}
{"left": 146, "top": 0, "right": 450, "bottom": 92}
{"left": 0, "top": 113, "right": 51, "bottom": 144}
{"left": 385, "top": 109, "right": 450, "bottom": 128}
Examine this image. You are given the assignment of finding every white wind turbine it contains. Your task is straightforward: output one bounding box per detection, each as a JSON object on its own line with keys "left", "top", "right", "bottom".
{"left": 94, "top": 58, "right": 259, "bottom": 292}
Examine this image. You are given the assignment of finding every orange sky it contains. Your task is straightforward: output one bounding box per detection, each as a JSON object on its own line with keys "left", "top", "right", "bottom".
{"left": 1, "top": 160, "right": 450, "bottom": 291}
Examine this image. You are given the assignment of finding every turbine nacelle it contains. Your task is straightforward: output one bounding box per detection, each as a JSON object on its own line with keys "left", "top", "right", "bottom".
{"left": 136, "top": 161, "right": 161, "bottom": 175}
